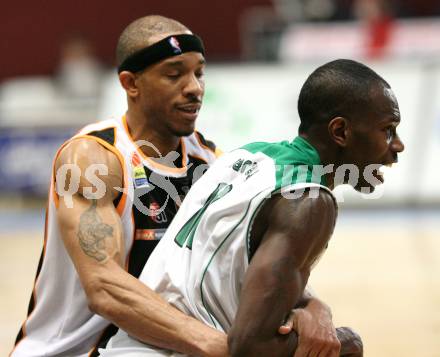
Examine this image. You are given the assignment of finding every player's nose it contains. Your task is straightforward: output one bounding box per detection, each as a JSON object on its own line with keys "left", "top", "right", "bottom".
{"left": 183, "top": 73, "right": 204, "bottom": 98}
{"left": 391, "top": 134, "right": 404, "bottom": 153}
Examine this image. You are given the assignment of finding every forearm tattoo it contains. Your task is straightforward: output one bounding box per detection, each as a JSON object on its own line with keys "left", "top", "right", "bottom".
{"left": 77, "top": 199, "right": 114, "bottom": 262}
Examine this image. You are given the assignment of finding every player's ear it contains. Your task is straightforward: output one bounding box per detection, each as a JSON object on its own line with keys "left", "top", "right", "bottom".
{"left": 119, "top": 71, "right": 139, "bottom": 98}
{"left": 328, "top": 116, "right": 350, "bottom": 148}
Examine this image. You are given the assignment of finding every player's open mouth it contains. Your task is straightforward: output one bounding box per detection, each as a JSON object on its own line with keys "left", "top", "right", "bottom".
{"left": 177, "top": 103, "right": 201, "bottom": 112}
{"left": 176, "top": 104, "right": 200, "bottom": 120}
{"left": 179, "top": 107, "right": 199, "bottom": 114}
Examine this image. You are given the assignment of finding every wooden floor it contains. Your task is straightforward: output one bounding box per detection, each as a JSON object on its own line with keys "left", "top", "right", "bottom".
{"left": 1, "top": 210, "right": 439, "bottom": 357}
{"left": 309, "top": 212, "right": 440, "bottom": 357}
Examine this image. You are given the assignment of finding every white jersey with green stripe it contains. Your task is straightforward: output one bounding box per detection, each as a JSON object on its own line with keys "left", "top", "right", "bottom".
{"left": 101, "top": 137, "right": 335, "bottom": 356}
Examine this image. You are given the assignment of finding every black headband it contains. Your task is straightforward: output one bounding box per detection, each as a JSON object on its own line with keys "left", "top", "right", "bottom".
{"left": 118, "top": 34, "right": 205, "bottom": 73}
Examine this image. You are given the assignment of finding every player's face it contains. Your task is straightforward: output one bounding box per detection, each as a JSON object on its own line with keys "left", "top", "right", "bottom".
{"left": 345, "top": 86, "right": 404, "bottom": 192}
{"left": 136, "top": 51, "right": 205, "bottom": 137}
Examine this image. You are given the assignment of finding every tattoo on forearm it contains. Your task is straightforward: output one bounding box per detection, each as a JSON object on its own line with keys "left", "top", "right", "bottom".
{"left": 77, "top": 199, "right": 114, "bottom": 262}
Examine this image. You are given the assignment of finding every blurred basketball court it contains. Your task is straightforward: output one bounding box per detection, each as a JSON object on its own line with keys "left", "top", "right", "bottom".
{"left": 1, "top": 207, "right": 439, "bottom": 357}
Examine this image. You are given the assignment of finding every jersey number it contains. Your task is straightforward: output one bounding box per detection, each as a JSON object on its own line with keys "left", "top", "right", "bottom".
{"left": 174, "top": 183, "right": 232, "bottom": 249}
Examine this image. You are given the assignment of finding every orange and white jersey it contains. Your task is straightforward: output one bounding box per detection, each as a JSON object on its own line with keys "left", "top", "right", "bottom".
{"left": 11, "top": 115, "right": 219, "bottom": 357}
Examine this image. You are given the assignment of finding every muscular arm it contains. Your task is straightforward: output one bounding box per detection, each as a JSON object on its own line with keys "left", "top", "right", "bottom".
{"left": 55, "top": 139, "right": 227, "bottom": 357}
{"left": 228, "top": 190, "right": 337, "bottom": 357}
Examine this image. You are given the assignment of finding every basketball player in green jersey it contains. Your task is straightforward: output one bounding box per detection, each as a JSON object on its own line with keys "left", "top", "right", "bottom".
{"left": 102, "top": 59, "right": 403, "bottom": 356}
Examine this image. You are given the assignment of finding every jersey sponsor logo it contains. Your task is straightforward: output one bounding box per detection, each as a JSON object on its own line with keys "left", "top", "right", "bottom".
{"left": 131, "top": 151, "right": 141, "bottom": 166}
{"left": 150, "top": 201, "right": 168, "bottom": 223}
{"left": 135, "top": 228, "right": 167, "bottom": 241}
{"left": 232, "top": 158, "right": 258, "bottom": 180}
{"left": 169, "top": 37, "right": 182, "bottom": 54}
{"left": 131, "top": 152, "right": 150, "bottom": 188}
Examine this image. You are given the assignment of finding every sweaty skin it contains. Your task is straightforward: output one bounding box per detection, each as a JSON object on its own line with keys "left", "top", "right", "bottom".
{"left": 229, "top": 190, "right": 357, "bottom": 357}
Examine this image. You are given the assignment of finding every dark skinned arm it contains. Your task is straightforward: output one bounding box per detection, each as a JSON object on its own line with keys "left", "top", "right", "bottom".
{"left": 228, "top": 189, "right": 338, "bottom": 357}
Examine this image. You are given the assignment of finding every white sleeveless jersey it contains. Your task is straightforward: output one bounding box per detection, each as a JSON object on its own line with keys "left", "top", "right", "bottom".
{"left": 102, "top": 137, "right": 335, "bottom": 356}
{"left": 11, "top": 115, "right": 218, "bottom": 357}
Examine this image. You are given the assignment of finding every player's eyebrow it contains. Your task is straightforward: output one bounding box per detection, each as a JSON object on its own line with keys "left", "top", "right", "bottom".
{"left": 381, "top": 114, "right": 400, "bottom": 124}
{"left": 163, "top": 58, "right": 206, "bottom": 68}
{"left": 163, "top": 60, "right": 184, "bottom": 67}
{"left": 378, "top": 106, "right": 400, "bottom": 123}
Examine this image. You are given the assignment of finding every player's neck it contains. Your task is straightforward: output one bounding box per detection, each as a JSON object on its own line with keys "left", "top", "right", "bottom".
{"left": 299, "top": 132, "right": 338, "bottom": 190}
{"left": 125, "top": 112, "right": 180, "bottom": 159}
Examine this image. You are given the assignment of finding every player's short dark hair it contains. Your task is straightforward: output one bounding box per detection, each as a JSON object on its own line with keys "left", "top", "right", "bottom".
{"left": 116, "top": 15, "right": 189, "bottom": 67}
{"left": 297, "top": 59, "right": 390, "bottom": 133}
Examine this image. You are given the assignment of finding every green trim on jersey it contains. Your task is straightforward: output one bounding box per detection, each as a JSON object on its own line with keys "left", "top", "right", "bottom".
{"left": 174, "top": 183, "right": 233, "bottom": 249}
{"left": 199, "top": 190, "right": 262, "bottom": 328}
{"left": 241, "top": 136, "right": 327, "bottom": 189}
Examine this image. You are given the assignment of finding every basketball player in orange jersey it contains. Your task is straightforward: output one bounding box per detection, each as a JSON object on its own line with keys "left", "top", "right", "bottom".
{"left": 12, "top": 15, "right": 346, "bottom": 357}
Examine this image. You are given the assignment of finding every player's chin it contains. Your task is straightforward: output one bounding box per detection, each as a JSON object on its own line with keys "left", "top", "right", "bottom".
{"left": 175, "top": 127, "right": 195, "bottom": 137}
{"left": 171, "top": 123, "right": 196, "bottom": 137}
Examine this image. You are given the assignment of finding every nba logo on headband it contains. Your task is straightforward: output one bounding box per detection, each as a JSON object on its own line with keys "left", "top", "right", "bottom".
{"left": 168, "top": 37, "right": 182, "bottom": 54}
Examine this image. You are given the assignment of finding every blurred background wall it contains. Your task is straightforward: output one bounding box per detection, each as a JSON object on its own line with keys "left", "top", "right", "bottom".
{"left": 1, "top": 0, "right": 440, "bottom": 206}
{"left": 1, "top": 1, "right": 439, "bottom": 356}
{"left": 0, "top": 0, "right": 272, "bottom": 81}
